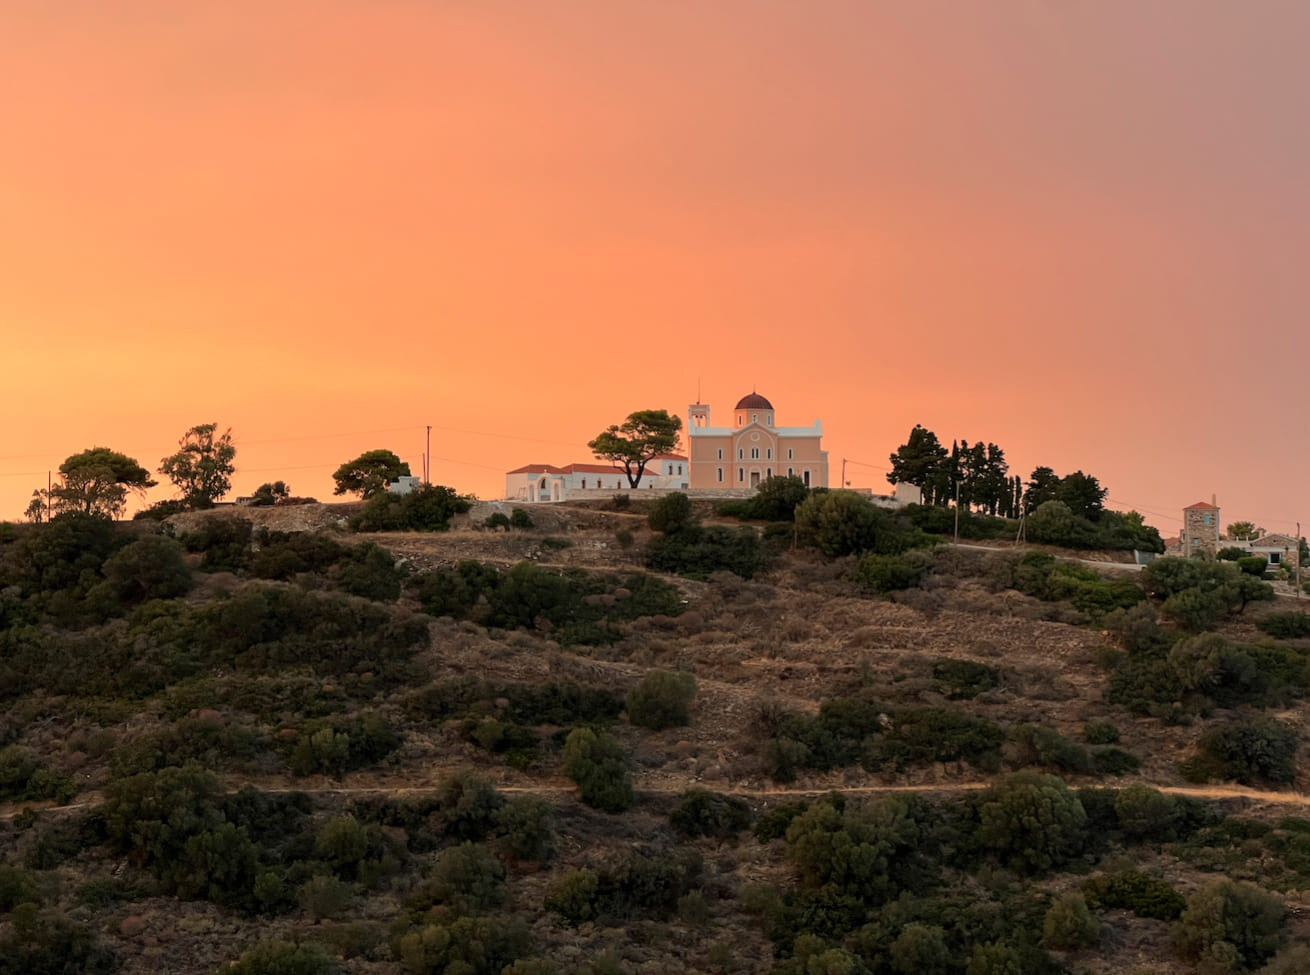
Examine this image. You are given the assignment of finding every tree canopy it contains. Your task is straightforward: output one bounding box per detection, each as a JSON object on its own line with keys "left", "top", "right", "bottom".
{"left": 332, "top": 449, "right": 411, "bottom": 500}
{"left": 48, "top": 447, "right": 157, "bottom": 519}
{"left": 158, "top": 424, "right": 237, "bottom": 509}
{"left": 588, "top": 410, "right": 682, "bottom": 488}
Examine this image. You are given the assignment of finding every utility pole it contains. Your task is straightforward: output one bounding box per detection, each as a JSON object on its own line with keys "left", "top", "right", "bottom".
{"left": 46, "top": 470, "right": 52, "bottom": 522}
{"left": 841, "top": 458, "right": 846, "bottom": 489}
{"left": 1298, "top": 521, "right": 1303, "bottom": 599}
{"left": 425, "top": 426, "right": 432, "bottom": 485}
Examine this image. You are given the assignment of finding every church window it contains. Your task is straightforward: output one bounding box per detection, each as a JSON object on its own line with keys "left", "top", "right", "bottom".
{"left": 803, "top": 470, "right": 811, "bottom": 487}
{"left": 787, "top": 467, "right": 793, "bottom": 477}
{"left": 717, "top": 467, "right": 723, "bottom": 483}
{"left": 787, "top": 448, "right": 793, "bottom": 460}
{"left": 766, "top": 448, "right": 772, "bottom": 459}
{"left": 717, "top": 448, "right": 723, "bottom": 460}
{"left": 678, "top": 464, "right": 682, "bottom": 475}
{"left": 766, "top": 468, "right": 772, "bottom": 478}
{"left": 738, "top": 448, "right": 743, "bottom": 459}
{"left": 750, "top": 447, "right": 759, "bottom": 459}
{"left": 752, "top": 413, "right": 758, "bottom": 423}
{"left": 581, "top": 479, "right": 586, "bottom": 489}
{"left": 738, "top": 468, "right": 744, "bottom": 482}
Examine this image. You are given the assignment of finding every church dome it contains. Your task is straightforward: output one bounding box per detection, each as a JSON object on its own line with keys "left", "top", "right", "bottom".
{"left": 734, "top": 392, "right": 774, "bottom": 410}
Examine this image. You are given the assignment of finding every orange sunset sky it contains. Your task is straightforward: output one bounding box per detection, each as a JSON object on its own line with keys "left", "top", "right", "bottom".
{"left": 4, "top": 2, "right": 1309, "bottom": 537}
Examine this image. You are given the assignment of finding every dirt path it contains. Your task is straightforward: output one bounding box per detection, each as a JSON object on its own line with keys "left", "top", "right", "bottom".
{"left": 7, "top": 776, "right": 1310, "bottom": 823}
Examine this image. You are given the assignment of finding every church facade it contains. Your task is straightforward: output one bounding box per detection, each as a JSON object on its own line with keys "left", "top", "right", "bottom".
{"left": 686, "top": 392, "right": 828, "bottom": 490}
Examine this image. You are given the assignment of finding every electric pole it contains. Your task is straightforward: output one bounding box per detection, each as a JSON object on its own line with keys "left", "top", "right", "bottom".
{"left": 425, "top": 426, "right": 432, "bottom": 485}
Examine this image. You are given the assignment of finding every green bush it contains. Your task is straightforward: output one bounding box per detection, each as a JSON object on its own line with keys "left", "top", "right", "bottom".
{"left": 977, "top": 771, "right": 1088, "bottom": 872}
{"left": 1258, "top": 612, "right": 1310, "bottom": 640}
{"left": 1008, "top": 724, "right": 1093, "bottom": 774}
{"left": 393, "top": 915, "right": 531, "bottom": 975}
{"left": 427, "top": 842, "right": 505, "bottom": 911}
{"left": 436, "top": 770, "right": 505, "bottom": 841}
{"left": 484, "top": 512, "right": 512, "bottom": 530}
{"left": 562, "top": 728, "right": 634, "bottom": 813}
{"left": 855, "top": 552, "right": 930, "bottom": 593}
{"left": 1173, "top": 879, "right": 1285, "bottom": 972}
{"left": 1042, "top": 892, "right": 1099, "bottom": 949}
{"left": 1083, "top": 721, "right": 1120, "bottom": 745}
{"left": 222, "top": 939, "right": 337, "bottom": 975}
{"left": 101, "top": 535, "right": 193, "bottom": 605}
{"left": 794, "top": 490, "right": 896, "bottom": 557}
{"left": 510, "top": 508, "right": 534, "bottom": 529}
{"left": 0, "top": 865, "right": 39, "bottom": 912}
{"left": 932, "top": 659, "right": 1002, "bottom": 699}
{"left": 1186, "top": 719, "right": 1299, "bottom": 785}
{"left": 494, "top": 795, "right": 555, "bottom": 863}
{"left": 670, "top": 788, "right": 753, "bottom": 840}
{"left": 648, "top": 493, "right": 693, "bottom": 534}
{"left": 627, "top": 670, "right": 696, "bottom": 730}
{"left": 1092, "top": 747, "right": 1141, "bottom": 776}
{"left": 349, "top": 484, "right": 471, "bottom": 532}
{"left": 0, "top": 905, "right": 119, "bottom": 975}
{"left": 1082, "top": 870, "right": 1186, "bottom": 920}
{"left": 286, "top": 712, "right": 400, "bottom": 778}
{"left": 0, "top": 747, "right": 75, "bottom": 804}
{"left": 1238, "top": 556, "right": 1270, "bottom": 576}
{"left": 645, "top": 523, "right": 770, "bottom": 580}
{"left": 544, "top": 868, "right": 600, "bottom": 925}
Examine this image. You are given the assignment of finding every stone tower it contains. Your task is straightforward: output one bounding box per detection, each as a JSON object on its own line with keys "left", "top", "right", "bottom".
{"left": 1181, "top": 499, "right": 1220, "bottom": 556}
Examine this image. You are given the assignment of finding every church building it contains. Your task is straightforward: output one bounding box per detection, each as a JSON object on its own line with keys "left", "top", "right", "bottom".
{"left": 686, "top": 392, "right": 828, "bottom": 490}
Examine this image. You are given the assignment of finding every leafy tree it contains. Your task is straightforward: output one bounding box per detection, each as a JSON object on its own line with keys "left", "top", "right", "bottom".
{"left": 428, "top": 842, "right": 506, "bottom": 911}
{"left": 1225, "top": 521, "right": 1261, "bottom": 541}
{"left": 23, "top": 491, "right": 45, "bottom": 523}
{"left": 889, "top": 923, "right": 953, "bottom": 975}
{"left": 588, "top": 409, "right": 682, "bottom": 488}
{"left": 331, "top": 449, "right": 411, "bottom": 500}
{"left": 1173, "top": 879, "right": 1285, "bottom": 972}
{"left": 251, "top": 480, "right": 290, "bottom": 506}
{"left": 670, "top": 788, "right": 752, "bottom": 840}
{"left": 750, "top": 474, "right": 810, "bottom": 521}
{"left": 1023, "top": 467, "right": 1062, "bottom": 513}
{"left": 50, "top": 447, "right": 156, "bottom": 520}
{"left": 1056, "top": 471, "right": 1107, "bottom": 520}
{"left": 159, "top": 423, "right": 236, "bottom": 508}
{"left": 888, "top": 425, "right": 948, "bottom": 505}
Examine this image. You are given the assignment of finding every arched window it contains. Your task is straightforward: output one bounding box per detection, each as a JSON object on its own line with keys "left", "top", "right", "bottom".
{"left": 581, "top": 479, "right": 586, "bottom": 489}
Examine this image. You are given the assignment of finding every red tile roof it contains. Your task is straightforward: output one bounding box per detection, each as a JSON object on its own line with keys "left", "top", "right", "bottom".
{"left": 1184, "top": 501, "right": 1219, "bottom": 510}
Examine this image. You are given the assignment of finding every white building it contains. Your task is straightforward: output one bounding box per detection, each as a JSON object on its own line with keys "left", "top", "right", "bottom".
{"left": 505, "top": 456, "right": 688, "bottom": 502}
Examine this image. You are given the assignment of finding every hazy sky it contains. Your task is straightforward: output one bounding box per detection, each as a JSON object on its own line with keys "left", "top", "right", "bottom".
{"left": 4, "top": 1, "right": 1309, "bottom": 535}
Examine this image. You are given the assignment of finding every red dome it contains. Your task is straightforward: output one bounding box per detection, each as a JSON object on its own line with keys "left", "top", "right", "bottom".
{"left": 734, "top": 392, "right": 774, "bottom": 410}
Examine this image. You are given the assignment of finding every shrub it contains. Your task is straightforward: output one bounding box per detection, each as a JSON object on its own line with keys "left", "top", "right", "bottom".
{"left": 427, "top": 842, "right": 505, "bottom": 911}
{"left": 437, "top": 770, "right": 505, "bottom": 841}
{"left": 646, "top": 523, "right": 769, "bottom": 580}
{"left": 614, "top": 528, "right": 634, "bottom": 549}
{"left": 299, "top": 875, "right": 355, "bottom": 921}
{"left": 286, "top": 712, "right": 400, "bottom": 778}
{"left": 794, "top": 490, "right": 894, "bottom": 557}
{"left": 484, "top": 512, "right": 511, "bottom": 530}
{"left": 393, "top": 915, "right": 531, "bottom": 975}
{"left": 223, "top": 940, "right": 337, "bottom": 975}
{"left": 494, "top": 795, "right": 555, "bottom": 863}
{"left": 101, "top": 535, "right": 193, "bottom": 605}
{"left": 855, "top": 552, "right": 929, "bottom": 593}
{"left": 648, "top": 493, "right": 693, "bottom": 534}
{"left": 1188, "top": 719, "right": 1299, "bottom": 785}
{"left": 977, "top": 771, "right": 1088, "bottom": 872}
{"left": 0, "top": 905, "right": 119, "bottom": 975}
{"left": 562, "top": 728, "right": 634, "bottom": 813}
{"left": 509, "top": 508, "right": 534, "bottom": 529}
{"left": 1173, "top": 879, "right": 1285, "bottom": 972}
{"left": 1008, "top": 724, "right": 1093, "bottom": 774}
{"left": 932, "top": 659, "right": 1002, "bottom": 699}
{"left": 1258, "top": 612, "right": 1310, "bottom": 640}
{"left": 627, "top": 670, "right": 696, "bottom": 730}
{"left": 889, "top": 923, "right": 953, "bottom": 975}
{"left": 1042, "top": 892, "right": 1099, "bottom": 950}
{"left": 1083, "top": 721, "right": 1120, "bottom": 745}
{"left": 670, "top": 788, "right": 753, "bottom": 840}
{"left": 544, "top": 868, "right": 600, "bottom": 925}
{"left": 1082, "top": 871, "right": 1186, "bottom": 921}
{"left": 1092, "top": 747, "right": 1141, "bottom": 776}
{"left": 966, "top": 941, "right": 1026, "bottom": 975}
{"left": 336, "top": 543, "right": 406, "bottom": 601}
{"left": 0, "top": 865, "right": 39, "bottom": 911}
{"left": 0, "top": 746, "right": 75, "bottom": 804}
{"left": 1238, "top": 556, "right": 1270, "bottom": 576}
{"left": 349, "top": 484, "right": 471, "bottom": 532}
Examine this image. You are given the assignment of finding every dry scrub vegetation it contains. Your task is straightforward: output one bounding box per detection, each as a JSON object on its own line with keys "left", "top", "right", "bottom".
{"left": 2, "top": 496, "right": 1310, "bottom": 974}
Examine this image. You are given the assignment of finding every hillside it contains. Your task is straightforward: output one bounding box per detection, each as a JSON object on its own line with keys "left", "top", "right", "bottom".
{"left": 2, "top": 496, "right": 1310, "bottom": 974}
